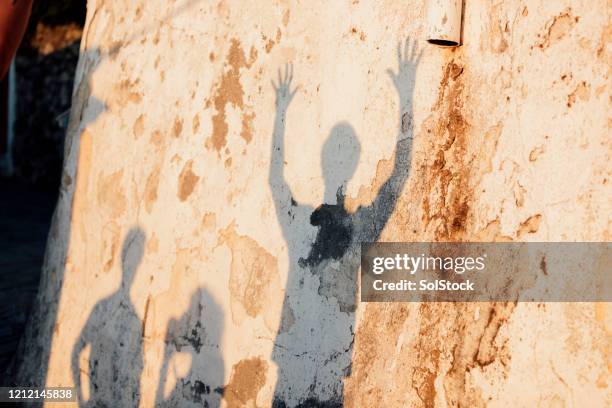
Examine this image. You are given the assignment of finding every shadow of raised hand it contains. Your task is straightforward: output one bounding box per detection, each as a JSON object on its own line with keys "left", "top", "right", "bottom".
{"left": 387, "top": 37, "right": 423, "bottom": 112}
{"left": 271, "top": 63, "right": 299, "bottom": 112}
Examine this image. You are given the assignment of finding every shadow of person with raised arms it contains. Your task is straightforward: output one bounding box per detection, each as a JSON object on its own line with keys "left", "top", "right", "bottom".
{"left": 269, "top": 38, "right": 421, "bottom": 406}
{"left": 71, "top": 227, "right": 146, "bottom": 407}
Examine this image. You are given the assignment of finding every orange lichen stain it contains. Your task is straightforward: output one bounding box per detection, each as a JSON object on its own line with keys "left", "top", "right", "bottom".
{"left": 536, "top": 9, "right": 576, "bottom": 49}
{"left": 224, "top": 157, "right": 232, "bottom": 168}
{"left": 223, "top": 357, "right": 267, "bottom": 408}
{"left": 177, "top": 160, "right": 200, "bottom": 201}
{"left": 567, "top": 81, "right": 590, "bottom": 107}
{"left": 172, "top": 116, "right": 183, "bottom": 138}
{"left": 206, "top": 38, "right": 256, "bottom": 152}
{"left": 97, "top": 169, "right": 127, "bottom": 218}
{"left": 133, "top": 114, "right": 145, "bottom": 138}
{"left": 517, "top": 214, "right": 542, "bottom": 237}
{"left": 240, "top": 112, "right": 255, "bottom": 143}
{"left": 144, "top": 165, "right": 162, "bottom": 213}
{"left": 282, "top": 9, "right": 290, "bottom": 27}
{"left": 218, "top": 223, "right": 280, "bottom": 328}
{"left": 192, "top": 114, "right": 200, "bottom": 135}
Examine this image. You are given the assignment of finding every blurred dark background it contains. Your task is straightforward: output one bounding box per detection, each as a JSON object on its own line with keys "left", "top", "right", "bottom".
{"left": 0, "top": 0, "right": 85, "bottom": 380}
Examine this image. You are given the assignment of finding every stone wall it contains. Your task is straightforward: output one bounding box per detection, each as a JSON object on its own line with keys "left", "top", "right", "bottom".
{"left": 16, "top": 0, "right": 610, "bottom": 406}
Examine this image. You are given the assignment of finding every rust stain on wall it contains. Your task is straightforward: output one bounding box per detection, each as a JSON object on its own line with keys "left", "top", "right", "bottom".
{"left": 347, "top": 55, "right": 518, "bottom": 407}
{"left": 419, "top": 60, "right": 472, "bottom": 241}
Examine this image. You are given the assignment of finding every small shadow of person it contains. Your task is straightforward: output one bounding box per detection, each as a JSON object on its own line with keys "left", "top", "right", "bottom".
{"left": 71, "top": 227, "right": 146, "bottom": 407}
{"left": 155, "top": 287, "right": 224, "bottom": 408}
{"left": 269, "top": 38, "right": 421, "bottom": 405}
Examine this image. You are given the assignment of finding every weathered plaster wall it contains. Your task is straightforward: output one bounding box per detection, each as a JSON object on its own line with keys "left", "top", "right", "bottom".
{"left": 16, "top": 0, "right": 610, "bottom": 407}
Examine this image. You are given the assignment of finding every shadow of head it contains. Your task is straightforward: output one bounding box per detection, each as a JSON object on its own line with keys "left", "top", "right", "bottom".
{"left": 120, "top": 227, "right": 146, "bottom": 290}
{"left": 321, "top": 122, "right": 361, "bottom": 201}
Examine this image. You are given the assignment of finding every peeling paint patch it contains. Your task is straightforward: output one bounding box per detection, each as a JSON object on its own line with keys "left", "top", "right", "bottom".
{"left": 567, "top": 81, "right": 590, "bottom": 107}
{"left": 177, "top": 160, "right": 200, "bottom": 201}
{"left": 218, "top": 224, "right": 281, "bottom": 329}
{"left": 206, "top": 39, "right": 256, "bottom": 152}
{"left": 97, "top": 169, "right": 127, "bottom": 218}
{"left": 240, "top": 112, "right": 255, "bottom": 143}
{"left": 223, "top": 357, "right": 267, "bottom": 408}
{"left": 517, "top": 214, "right": 542, "bottom": 237}
{"left": 536, "top": 9, "right": 577, "bottom": 49}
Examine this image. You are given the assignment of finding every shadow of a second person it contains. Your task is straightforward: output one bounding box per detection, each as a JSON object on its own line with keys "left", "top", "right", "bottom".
{"left": 155, "top": 288, "right": 224, "bottom": 408}
{"left": 71, "top": 227, "right": 146, "bottom": 407}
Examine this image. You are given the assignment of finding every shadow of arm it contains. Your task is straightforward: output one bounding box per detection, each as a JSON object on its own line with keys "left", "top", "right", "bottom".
{"left": 268, "top": 65, "right": 301, "bottom": 229}
{"left": 357, "top": 39, "right": 421, "bottom": 239}
{"left": 71, "top": 324, "right": 89, "bottom": 404}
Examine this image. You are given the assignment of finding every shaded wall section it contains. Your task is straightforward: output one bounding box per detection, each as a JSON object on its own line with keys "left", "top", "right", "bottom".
{"left": 16, "top": 1, "right": 611, "bottom": 407}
